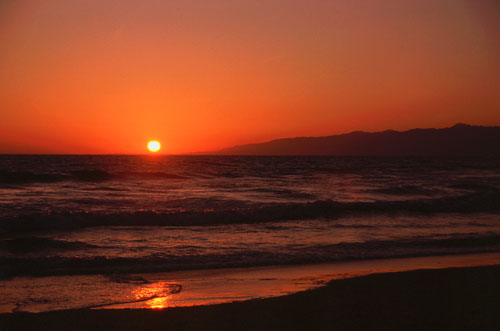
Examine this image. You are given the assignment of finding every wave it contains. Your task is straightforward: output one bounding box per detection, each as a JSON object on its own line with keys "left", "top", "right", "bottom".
{"left": 0, "top": 171, "right": 65, "bottom": 184}
{"left": 365, "top": 185, "right": 441, "bottom": 196}
{"left": 116, "top": 171, "right": 187, "bottom": 180}
{"left": 69, "top": 170, "right": 114, "bottom": 181}
{"left": 0, "top": 170, "right": 188, "bottom": 185}
{"left": 2, "top": 234, "right": 500, "bottom": 279}
{"left": 1, "top": 190, "right": 499, "bottom": 234}
{"left": 0, "top": 237, "right": 97, "bottom": 253}
{"left": 244, "top": 187, "right": 317, "bottom": 199}
{"left": 448, "top": 183, "right": 499, "bottom": 192}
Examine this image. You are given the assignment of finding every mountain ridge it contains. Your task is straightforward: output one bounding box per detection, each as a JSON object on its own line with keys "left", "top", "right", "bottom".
{"left": 211, "top": 124, "right": 500, "bottom": 156}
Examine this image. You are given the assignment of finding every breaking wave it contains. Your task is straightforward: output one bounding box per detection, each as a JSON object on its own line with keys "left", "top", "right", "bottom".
{"left": 366, "top": 185, "right": 442, "bottom": 195}
{"left": 0, "top": 170, "right": 187, "bottom": 184}
{"left": 2, "top": 233, "right": 500, "bottom": 279}
{"left": 0, "top": 237, "right": 97, "bottom": 253}
{"left": 2, "top": 190, "right": 499, "bottom": 234}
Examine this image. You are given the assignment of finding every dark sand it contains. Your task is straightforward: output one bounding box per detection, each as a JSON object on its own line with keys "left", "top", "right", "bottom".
{"left": 1, "top": 265, "right": 499, "bottom": 331}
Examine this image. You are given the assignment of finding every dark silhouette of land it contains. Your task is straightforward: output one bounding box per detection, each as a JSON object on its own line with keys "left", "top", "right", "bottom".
{"left": 215, "top": 124, "right": 500, "bottom": 156}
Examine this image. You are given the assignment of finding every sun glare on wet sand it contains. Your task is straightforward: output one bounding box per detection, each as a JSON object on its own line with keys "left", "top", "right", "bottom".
{"left": 148, "top": 140, "right": 161, "bottom": 152}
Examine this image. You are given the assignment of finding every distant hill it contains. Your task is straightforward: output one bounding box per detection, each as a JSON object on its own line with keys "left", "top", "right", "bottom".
{"left": 214, "top": 124, "right": 500, "bottom": 156}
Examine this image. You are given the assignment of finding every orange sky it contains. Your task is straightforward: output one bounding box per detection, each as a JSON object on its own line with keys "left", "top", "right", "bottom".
{"left": 1, "top": 0, "right": 499, "bottom": 154}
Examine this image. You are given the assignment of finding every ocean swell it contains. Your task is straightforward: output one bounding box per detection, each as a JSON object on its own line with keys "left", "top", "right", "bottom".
{"left": 0, "top": 170, "right": 187, "bottom": 185}
{"left": 0, "top": 237, "right": 97, "bottom": 253}
{"left": 1, "top": 190, "right": 500, "bottom": 234}
{"left": 2, "top": 233, "right": 500, "bottom": 279}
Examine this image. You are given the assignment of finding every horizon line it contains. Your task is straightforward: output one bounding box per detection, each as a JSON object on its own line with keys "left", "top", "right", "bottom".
{"left": 2, "top": 122, "right": 499, "bottom": 155}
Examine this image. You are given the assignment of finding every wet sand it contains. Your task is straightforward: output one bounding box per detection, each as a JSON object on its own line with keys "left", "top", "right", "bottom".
{"left": 2, "top": 264, "right": 500, "bottom": 330}
{"left": 3, "top": 252, "right": 500, "bottom": 313}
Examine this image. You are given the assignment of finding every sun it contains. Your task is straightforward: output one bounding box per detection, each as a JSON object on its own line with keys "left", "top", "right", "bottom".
{"left": 147, "top": 140, "right": 161, "bottom": 152}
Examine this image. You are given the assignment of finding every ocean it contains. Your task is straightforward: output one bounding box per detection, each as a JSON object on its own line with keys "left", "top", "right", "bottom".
{"left": 1, "top": 155, "right": 500, "bottom": 312}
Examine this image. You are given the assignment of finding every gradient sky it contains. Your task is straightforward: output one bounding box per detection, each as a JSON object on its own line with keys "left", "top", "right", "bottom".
{"left": 1, "top": 0, "right": 499, "bottom": 154}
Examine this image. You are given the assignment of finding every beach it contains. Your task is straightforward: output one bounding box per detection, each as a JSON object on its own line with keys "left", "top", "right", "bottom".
{"left": 2, "top": 264, "right": 499, "bottom": 330}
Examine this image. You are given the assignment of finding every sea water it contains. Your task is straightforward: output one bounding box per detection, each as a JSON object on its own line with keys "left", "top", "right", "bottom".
{"left": 1, "top": 155, "right": 500, "bottom": 312}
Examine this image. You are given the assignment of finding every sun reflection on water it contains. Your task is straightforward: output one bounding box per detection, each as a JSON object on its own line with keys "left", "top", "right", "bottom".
{"left": 148, "top": 297, "right": 169, "bottom": 309}
{"left": 132, "top": 281, "right": 181, "bottom": 309}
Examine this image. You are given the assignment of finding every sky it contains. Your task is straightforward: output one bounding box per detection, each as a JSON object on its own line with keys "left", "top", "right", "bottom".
{"left": 1, "top": 0, "right": 499, "bottom": 154}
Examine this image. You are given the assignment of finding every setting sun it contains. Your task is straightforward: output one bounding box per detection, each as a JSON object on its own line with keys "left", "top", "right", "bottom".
{"left": 147, "top": 141, "right": 161, "bottom": 153}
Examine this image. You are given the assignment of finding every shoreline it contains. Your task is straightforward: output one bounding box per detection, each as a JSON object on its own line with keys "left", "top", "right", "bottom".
{"left": 2, "top": 251, "right": 500, "bottom": 330}
{"left": 1, "top": 263, "right": 500, "bottom": 330}
{"left": 1, "top": 252, "right": 500, "bottom": 314}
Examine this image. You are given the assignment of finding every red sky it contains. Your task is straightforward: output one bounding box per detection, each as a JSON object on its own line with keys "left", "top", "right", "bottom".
{"left": 1, "top": 0, "right": 499, "bottom": 154}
